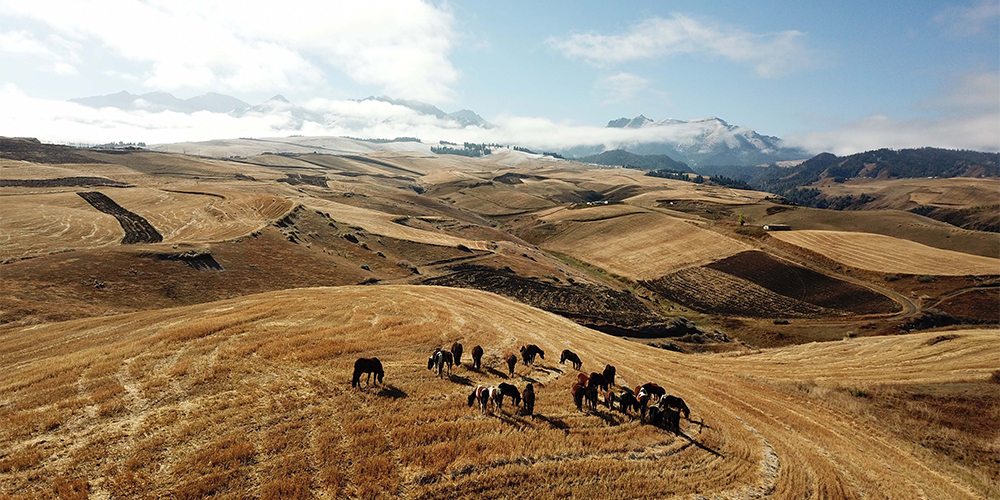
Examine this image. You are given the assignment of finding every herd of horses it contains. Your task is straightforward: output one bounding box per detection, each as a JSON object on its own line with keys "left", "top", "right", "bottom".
{"left": 351, "top": 343, "right": 690, "bottom": 433}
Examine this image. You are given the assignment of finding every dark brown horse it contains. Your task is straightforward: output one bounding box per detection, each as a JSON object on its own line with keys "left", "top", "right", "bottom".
{"left": 471, "top": 345, "right": 484, "bottom": 370}
{"left": 520, "top": 344, "right": 545, "bottom": 365}
{"left": 505, "top": 353, "right": 517, "bottom": 378}
{"left": 497, "top": 382, "right": 521, "bottom": 410}
{"left": 584, "top": 384, "right": 598, "bottom": 411}
{"left": 603, "top": 389, "right": 615, "bottom": 408}
{"left": 352, "top": 357, "right": 384, "bottom": 388}
{"left": 451, "top": 342, "right": 463, "bottom": 366}
{"left": 572, "top": 382, "right": 586, "bottom": 410}
{"left": 602, "top": 364, "right": 616, "bottom": 387}
{"left": 588, "top": 372, "right": 608, "bottom": 392}
{"left": 523, "top": 383, "right": 535, "bottom": 415}
{"left": 560, "top": 349, "right": 582, "bottom": 370}
{"left": 618, "top": 390, "right": 640, "bottom": 415}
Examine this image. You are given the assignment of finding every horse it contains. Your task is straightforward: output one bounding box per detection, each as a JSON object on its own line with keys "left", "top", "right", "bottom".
{"left": 560, "top": 349, "right": 582, "bottom": 370}
{"left": 451, "top": 342, "right": 463, "bottom": 366}
{"left": 603, "top": 389, "right": 615, "bottom": 408}
{"left": 588, "top": 372, "right": 608, "bottom": 392}
{"left": 523, "top": 383, "right": 535, "bottom": 415}
{"left": 471, "top": 345, "right": 484, "bottom": 370}
{"left": 584, "top": 384, "right": 598, "bottom": 411}
{"left": 489, "top": 386, "right": 503, "bottom": 413}
{"left": 427, "top": 349, "right": 453, "bottom": 378}
{"left": 603, "top": 364, "right": 616, "bottom": 387}
{"left": 520, "top": 344, "right": 545, "bottom": 365}
{"left": 635, "top": 382, "right": 665, "bottom": 402}
{"left": 572, "top": 382, "right": 586, "bottom": 410}
{"left": 497, "top": 382, "right": 521, "bottom": 410}
{"left": 505, "top": 353, "right": 518, "bottom": 378}
{"left": 352, "top": 357, "right": 384, "bottom": 388}
{"left": 649, "top": 401, "right": 681, "bottom": 433}
{"left": 618, "top": 390, "right": 639, "bottom": 415}
{"left": 577, "top": 373, "right": 590, "bottom": 386}
{"left": 468, "top": 384, "right": 496, "bottom": 415}
{"left": 660, "top": 395, "right": 690, "bottom": 419}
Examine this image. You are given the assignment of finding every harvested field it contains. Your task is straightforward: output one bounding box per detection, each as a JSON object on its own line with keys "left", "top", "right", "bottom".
{"left": 1, "top": 287, "right": 995, "bottom": 499}
{"left": 529, "top": 210, "right": 750, "bottom": 280}
{"left": 706, "top": 251, "right": 900, "bottom": 315}
{"left": 644, "top": 267, "right": 835, "bottom": 318}
{"left": 772, "top": 230, "right": 1000, "bottom": 276}
{"left": 0, "top": 192, "right": 124, "bottom": 261}
{"left": 77, "top": 191, "right": 162, "bottom": 244}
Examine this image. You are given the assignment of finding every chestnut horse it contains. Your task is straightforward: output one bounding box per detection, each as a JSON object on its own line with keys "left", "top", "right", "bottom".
{"left": 352, "top": 357, "right": 384, "bottom": 388}
{"left": 505, "top": 353, "right": 518, "bottom": 378}
{"left": 560, "top": 349, "right": 582, "bottom": 370}
{"left": 451, "top": 342, "right": 463, "bottom": 366}
{"left": 572, "top": 382, "right": 586, "bottom": 410}
{"left": 471, "top": 345, "right": 484, "bottom": 370}
{"left": 577, "top": 373, "right": 590, "bottom": 386}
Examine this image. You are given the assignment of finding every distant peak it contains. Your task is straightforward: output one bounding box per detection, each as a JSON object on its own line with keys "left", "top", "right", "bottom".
{"left": 268, "top": 94, "right": 290, "bottom": 103}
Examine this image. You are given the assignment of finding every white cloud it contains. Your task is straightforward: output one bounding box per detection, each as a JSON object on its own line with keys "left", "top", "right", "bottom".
{"left": 594, "top": 72, "right": 652, "bottom": 105}
{"left": 933, "top": 0, "right": 1000, "bottom": 37}
{"left": 0, "top": 30, "right": 78, "bottom": 74}
{"left": 546, "top": 14, "right": 811, "bottom": 77}
{"left": 0, "top": 0, "right": 459, "bottom": 102}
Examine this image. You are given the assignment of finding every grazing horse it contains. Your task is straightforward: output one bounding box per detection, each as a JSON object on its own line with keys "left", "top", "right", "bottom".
{"left": 468, "top": 385, "right": 493, "bottom": 414}
{"left": 497, "top": 382, "right": 521, "bottom": 410}
{"left": 520, "top": 344, "right": 545, "bottom": 366}
{"left": 560, "top": 349, "right": 582, "bottom": 370}
{"left": 584, "top": 384, "right": 598, "bottom": 411}
{"left": 603, "top": 389, "right": 615, "bottom": 408}
{"left": 649, "top": 401, "right": 681, "bottom": 432}
{"left": 471, "top": 345, "right": 484, "bottom": 370}
{"left": 572, "top": 382, "right": 586, "bottom": 410}
{"left": 588, "top": 372, "right": 608, "bottom": 392}
{"left": 618, "top": 391, "right": 639, "bottom": 415}
{"left": 660, "top": 395, "right": 690, "bottom": 419}
{"left": 352, "top": 357, "right": 384, "bottom": 388}
{"left": 505, "top": 354, "right": 518, "bottom": 377}
{"left": 577, "top": 373, "right": 590, "bottom": 386}
{"left": 635, "top": 382, "right": 665, "bottom": 402}
{"left": 523, "top": 383, "right": 535, "bottom": 415}
{"left": 427, "top": 349, "right": 453, "bottom": 378}
{"left": 602, "top": 364, "right": 616, "bottom": 387}
{"left": 451, "top": 342, "right": 463, "bottom": 366}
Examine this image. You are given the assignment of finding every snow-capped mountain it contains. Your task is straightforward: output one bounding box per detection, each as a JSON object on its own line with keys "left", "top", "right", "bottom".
{"left": 605, "top": 115, "right": 808, "bottom": 167}
{"left": 361, "top": 96, "right": 495, "bottom": 128}
{"left": 70, "top": 91, "right": 250, "bottom": 114}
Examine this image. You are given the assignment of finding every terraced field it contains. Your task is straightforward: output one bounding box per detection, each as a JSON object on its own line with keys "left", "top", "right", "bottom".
{"left": 1, "top": 286, "right": 995, "bottom": 499}
{"left": 772, "top": 230, "right": 1000, "bottom": 276}
{"left": 531, "top": 209, "right": 750, "bottom": 280}
{"left": 0, "top": 191, "right": 125, "bottom": 261}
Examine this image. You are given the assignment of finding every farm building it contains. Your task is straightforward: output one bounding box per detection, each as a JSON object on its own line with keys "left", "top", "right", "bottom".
{"left": 762, "top": 224, "right": 791, "bottom": 231}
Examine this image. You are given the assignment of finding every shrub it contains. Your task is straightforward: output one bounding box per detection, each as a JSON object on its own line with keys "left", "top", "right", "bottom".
{"left": 885, "top": 274, "right": 899, "bottom": 282}
{"left": 917, "top": 275, "right": 936, "bottom": 283}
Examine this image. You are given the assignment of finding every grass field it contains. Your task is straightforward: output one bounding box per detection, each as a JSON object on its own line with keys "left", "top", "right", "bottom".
{"left": 771, "top": 230, "right": 999, "bottom": 276}
{"left": 1, "top": 286, "right": 996, "bottom": 499}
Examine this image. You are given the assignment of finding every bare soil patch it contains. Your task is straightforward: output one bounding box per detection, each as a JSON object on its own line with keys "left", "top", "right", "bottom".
{"left": 0, "top": 176, "right": 131, "bottom": 188}
{"left": 77, "top": 191, "right": 162, "bottom": 244}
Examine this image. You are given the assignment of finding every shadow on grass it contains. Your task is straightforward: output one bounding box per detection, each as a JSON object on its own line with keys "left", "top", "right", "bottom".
{"left": 376, "top": 385, "right": 407, "bottom": 399}
{"left": 485, "top": 367, "right": 509, "bottom": 379}
{"left": 678, "top": 430, "right": 724, "bottom": 458}
{"left": 533, "top": 414, "right": 569, "bottom": 431}
{"left": 449, "top": 374, "right": 473, "bottom": 386}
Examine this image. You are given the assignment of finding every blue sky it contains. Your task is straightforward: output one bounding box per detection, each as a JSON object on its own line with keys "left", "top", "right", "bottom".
{"left": 0, "top": 0, "right": 997, "bottom": 151}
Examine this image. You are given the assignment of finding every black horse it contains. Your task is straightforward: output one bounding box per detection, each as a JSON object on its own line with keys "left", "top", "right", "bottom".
{"left": 520, "top": 344, "right": 545, "bottom": 366}
{"left": 523, "top": 383, "right": 535, "bottom": 415}
{"left": 660, "top": 395, "right": 690, "bottom": 419}
{"left": 587, "top": 372, "right": 609, "bottom": 392}
{"left": 451, "top": 342, "right": 463, "bottom": 366}
{"left": 352, "top": 357, "right": 384, "bottom": 388}
{"left": 602, "top": 364, "right": 616, "bottom": 387}
{"left": 505, "top": 353, "right": 518, "bottom": 377}
{"left": 618, "top": 390, "right": 640, "bottom": 415}
{"left": 560, "top": 349, "right": 582, "bottom": 370}
{"left": 471, "top": 345, "right": 484, "bottom": 370}
{"left": 497, "top": 382, "right": 521, "bottom": 410}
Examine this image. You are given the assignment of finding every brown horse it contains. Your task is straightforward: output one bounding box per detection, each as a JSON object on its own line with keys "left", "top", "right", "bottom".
{"left": 660, "top": 395, "right": 690, "bottom": 419}
{"left": 523, "top": 383, "right": 535, "bottom": 416}
{"left": 584, "top": 384, "right": 598, "bottom": 411}
{"left": 451, "top": 342, "right": 463, "bottom": 366}
{"left": 572, "top": 382, "right": 586, "bottom": 410}
{"left": 577, "top": 373, "right": 590, "bottom": 386}
{"left": 471, "top": 345, "right": 484, "bottom": 370}
{"left": 588, "top": 372, "right": 608, "bottom": 392}
{"left": 352, "top": 357, "right": 384, "bottom": 388}
{"left": 505, "top": 353, "right": 517, "bottom": 378}
{"left": 560, "top": 349, "right": 582, "bottom": 370}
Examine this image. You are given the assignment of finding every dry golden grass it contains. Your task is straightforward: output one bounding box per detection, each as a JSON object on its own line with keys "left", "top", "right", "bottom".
{"left": 1, "top": 286, "right": 996, "bottom": 499}
{"left": 816, "top": 177, "right": 1000, "bottom": 210}
{"left": 536, "top": 208, "right": 750, "bottom": 280}
{"left": 772, "top": 230, "right": 999, "bottom": 275}
{"left": 0, "top": 191, "right": 124, "bottom": 261}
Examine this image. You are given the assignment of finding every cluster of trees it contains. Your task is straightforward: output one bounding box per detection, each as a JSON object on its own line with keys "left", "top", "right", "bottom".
{"left": 92, "top": 141, "right": 147, "bottom": 149}
{"left": 645, "top": 169, "right": 691, "bottom": 181}
{"left": 513, "top": 146, "right": 536, "bottom": 154}
{"left": 708, "top": 175, "right": 753, "bottom": 190}
{"left": 783, "top": 188, "right": 875, "bottom": 210}
{"left": 431, "top": 142, "right": 494, "bottom": 157}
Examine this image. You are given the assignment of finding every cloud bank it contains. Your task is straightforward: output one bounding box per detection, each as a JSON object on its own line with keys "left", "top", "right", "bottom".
{"left": 546, "top": 14, "right": 812, "bottom": 77}
{"left": 0, "top": 0, "right": 458, "bottom": 102}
